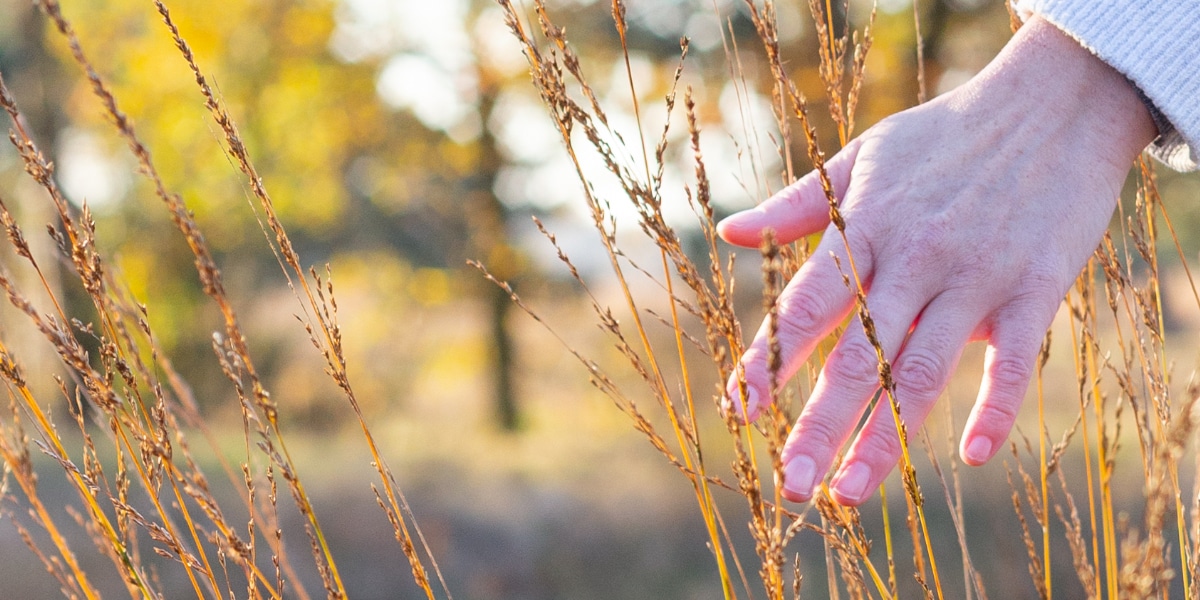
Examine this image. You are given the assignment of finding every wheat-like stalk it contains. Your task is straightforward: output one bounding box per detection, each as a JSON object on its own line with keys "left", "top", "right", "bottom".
{"left": 0, "top": 1, "right": 447, "bottom": 598}
{"left": 491, "top": 1, "right": 1200, "bottom": 598}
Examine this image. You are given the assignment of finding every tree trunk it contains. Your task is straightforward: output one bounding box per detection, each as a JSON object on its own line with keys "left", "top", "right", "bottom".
{"left": 471, "top": 77, "right": 520, "bottom": 431}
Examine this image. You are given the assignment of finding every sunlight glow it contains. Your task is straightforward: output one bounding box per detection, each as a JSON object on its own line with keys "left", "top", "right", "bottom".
{"left": 57, "top": 128, "right": 129, "bottom": 212}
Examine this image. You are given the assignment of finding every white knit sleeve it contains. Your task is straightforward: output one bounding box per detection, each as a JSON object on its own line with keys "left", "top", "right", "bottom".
{"left": 1014, "top": 0, "right": 1200, "bottom": 171}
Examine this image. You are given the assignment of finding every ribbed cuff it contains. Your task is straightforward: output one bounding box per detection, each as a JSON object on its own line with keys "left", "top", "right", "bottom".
{"left": 1015, "top": 0, "right": 1200, "bottom": 171}
{"left": 1131, "top": 79, "right": 1169, "bottom": 139}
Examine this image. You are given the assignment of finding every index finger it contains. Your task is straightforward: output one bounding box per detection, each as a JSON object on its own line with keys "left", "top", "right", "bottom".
{"left": 724, "top": 229, "right": 871, "bottom": 421}
{"left": 717, "top": 138, "right": 862, "bottom": 248}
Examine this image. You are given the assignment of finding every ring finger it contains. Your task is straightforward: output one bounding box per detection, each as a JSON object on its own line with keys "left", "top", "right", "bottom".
{"left": 778, "top": 279, "right": 930, "bottom": 502}
{"left": 828, "top": 292, "right": 981, "bottom": 505}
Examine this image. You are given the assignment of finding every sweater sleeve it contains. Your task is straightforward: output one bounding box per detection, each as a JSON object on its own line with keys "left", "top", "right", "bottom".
{"left": 1014, "top": 0, "right": 1200, "bottom": 171}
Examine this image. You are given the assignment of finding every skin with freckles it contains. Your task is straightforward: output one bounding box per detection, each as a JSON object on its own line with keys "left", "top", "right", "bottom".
{"left": 717, "top": 17, "right": 1157, "bottom": 506}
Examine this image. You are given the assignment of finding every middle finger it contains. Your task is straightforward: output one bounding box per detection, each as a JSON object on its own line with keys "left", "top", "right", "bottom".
{"left": 778, "top": 278, "right": 928, "bottom": 502}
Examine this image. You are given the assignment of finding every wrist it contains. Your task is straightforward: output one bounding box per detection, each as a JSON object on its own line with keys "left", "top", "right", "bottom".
{"left": 959, "top": 17, "right": 1157, "bottom": 173}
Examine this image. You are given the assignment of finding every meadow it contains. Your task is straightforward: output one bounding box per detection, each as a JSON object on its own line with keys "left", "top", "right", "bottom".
{"left": 0, "top": 0, "right": 1199, "bottom": 598}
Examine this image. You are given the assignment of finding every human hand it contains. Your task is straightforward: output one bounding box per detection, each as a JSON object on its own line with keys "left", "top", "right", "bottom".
{"left": 717, "top": 17, "right": 1157, "bottom": 506}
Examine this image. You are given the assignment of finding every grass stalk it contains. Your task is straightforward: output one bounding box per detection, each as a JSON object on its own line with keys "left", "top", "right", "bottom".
{"left": 3, "top": 0, "right": 1197, "bottom": 598}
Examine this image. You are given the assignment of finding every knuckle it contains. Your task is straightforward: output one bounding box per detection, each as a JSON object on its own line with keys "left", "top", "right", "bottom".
{"left": 881, "top": 220, "right": 957, "bottom": 282}
{"left": 825, "top": 339, "right": 882, "bottom": 389}
{"left": 894, "top": 350, "right": 948, "bottom": 397}
{"left": 781, "top": 173, "right": 819, "bottom": 210}
{"left": 989, "top": 354, "right": 1036, "bottom": 392}
{"left": 977, "top": 398, "right": 1021, "bottom": 428}
{"left": 912, "top": 213, "right": 955, "bottom": 255}
{"left": 775, "top": 290, "right": 830, "bottom": 342}
{"left": 843, "top": 227, "right": 877, "bottom": 263}
{"left": 794, "top": 415, "right": 844, "bottom": 454}
{"left": 952, "top": 251, "right": 992, "bottom": 287}
{"left": 1013, "top": 263, "right": 1067, "bottom": 302}
{"left": 853, "top": 430, "right": 902, "bottom": 465}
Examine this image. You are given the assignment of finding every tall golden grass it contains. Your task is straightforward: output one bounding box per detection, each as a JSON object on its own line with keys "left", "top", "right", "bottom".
{"left": 0, "top": 0, "right": 1197, "bottom": 598}
{"left": 485, "top": 1, "right": 1200, "bottom": 598}
{"left": 0, "top": 1, "right": 445, "bottom": 598}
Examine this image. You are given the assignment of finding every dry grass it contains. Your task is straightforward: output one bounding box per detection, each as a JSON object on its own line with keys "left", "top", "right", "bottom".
{"left": 0, "top": 1, "right": 445, "bottom": 598}
{"left": 487, "top": 1, "right": 1200, "bottom": 599}
{"left": 1, "top": 0, "right": 1198, "bottom": 598}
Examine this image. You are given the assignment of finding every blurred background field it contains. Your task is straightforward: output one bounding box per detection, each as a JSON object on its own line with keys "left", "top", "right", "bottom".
{"left": 1, "top": 0, "right": 1199, "bottom": 598}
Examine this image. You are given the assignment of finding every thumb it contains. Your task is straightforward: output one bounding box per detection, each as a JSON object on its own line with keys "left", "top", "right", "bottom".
{"left": 717, "top": 137, "right": 862, "bottom": 248}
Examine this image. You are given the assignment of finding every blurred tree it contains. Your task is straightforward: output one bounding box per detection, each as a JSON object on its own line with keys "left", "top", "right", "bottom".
{"left": 0, "top": 0, "right": 491, "bottom": 424}
{"left": 0, "top": 0, "right": 1034, "bottom": 433}
{"left": 0, "top": 0, "right": 73, "bottom": 403}
{"left": 472, "top": 65, "right": 521, "bottom": 430}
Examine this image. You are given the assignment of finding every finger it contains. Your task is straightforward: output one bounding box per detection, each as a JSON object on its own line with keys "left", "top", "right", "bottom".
{"left": 959, "top": 297, "right": 1059, "bottom": 466}
{"left": 717, "top": 137, "right": 862, "bottom": 248}
{"left": 778, "top": 279, "right": 926, "bottom": 503}
{"left": 722, "top": 231, "right": 868, "bottom": 423}
{"left": 829, "top": 295, "right": 977, "bottom": 505}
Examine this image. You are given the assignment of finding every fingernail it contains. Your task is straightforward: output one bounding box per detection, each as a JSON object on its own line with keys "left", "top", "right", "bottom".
{"left": 715, "top": 215, "right": 742, "bottom": 237}
{"left": 964, "top": 437, "right": 993, "bottom": 464}
{"left": 723, "top": 386, "right": 759, "bottom": 423}
{"left": 783, "top": 456, "right": 818, "bottom": 500}
{"left": 741, "top": 386, "right": 760, "bottom": 420}
{"left": 832, "top": 462, "right": 871, "bottom": 504}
